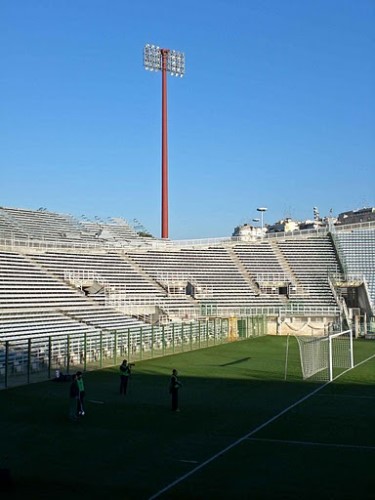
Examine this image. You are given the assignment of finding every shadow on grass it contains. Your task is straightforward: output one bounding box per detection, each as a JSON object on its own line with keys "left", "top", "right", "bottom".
{"left": 1, "top": 337, "right": 374, "bottom": 499}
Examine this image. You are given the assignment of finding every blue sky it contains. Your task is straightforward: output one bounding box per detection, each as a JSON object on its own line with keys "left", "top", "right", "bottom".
{"left": 1, "top": 0, "right": 374, "bottom": 239}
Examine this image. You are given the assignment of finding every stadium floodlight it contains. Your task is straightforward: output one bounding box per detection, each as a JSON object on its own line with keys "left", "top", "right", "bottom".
{"left": 257, "top": 207, "right": 268, "bottom": 232}
{"left": 144, "top": 43, "right": 185, "bottom": 239}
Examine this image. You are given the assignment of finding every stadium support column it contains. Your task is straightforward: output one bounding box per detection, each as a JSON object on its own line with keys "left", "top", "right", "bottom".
{"left": 161, "top": 49, "right": 169, "bottom": 239}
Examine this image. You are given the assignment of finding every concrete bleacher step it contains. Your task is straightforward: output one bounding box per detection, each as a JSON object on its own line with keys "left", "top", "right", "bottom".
{"left": 226, "top": 247, "right": 260, "bottom": 294}
{"left": 119, "top": 252, "right": 168, "bottom": 295}
{"left": 270, "top": 240, "right": 301, "bottom": 288}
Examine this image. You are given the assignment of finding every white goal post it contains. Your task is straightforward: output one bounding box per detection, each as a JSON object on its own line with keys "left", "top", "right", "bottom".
{"left": 295, "top": 330, "right": 354, "bottom": 381}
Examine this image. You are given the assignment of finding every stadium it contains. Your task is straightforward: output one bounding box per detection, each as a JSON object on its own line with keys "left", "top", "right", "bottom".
{"left": 0, "top": 205, "right": 374, "bottom": 498}
{"left": 1, "top": 2, "right": 374, "bottom": 498}
{"left": 1, "top": 205, "right": 374, "bottom": 377}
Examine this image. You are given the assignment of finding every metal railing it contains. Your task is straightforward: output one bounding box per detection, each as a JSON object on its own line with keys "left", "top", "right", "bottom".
{"left": 1, "top": 221, "right": 374, "bottom": 253}
{"left": 0, "top": 315, "right": 266, "bottom": 390}
{"left": 171, "top": 305, "right": 340, "bottom": 318}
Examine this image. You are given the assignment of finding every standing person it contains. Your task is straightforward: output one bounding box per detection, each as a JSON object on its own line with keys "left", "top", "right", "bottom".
{"left": 169, "top": 369, "right": 182, "bottom": 412}
{"left": 119, "top": 359, "right": 132, "bottom": 396}
{"left": 68, "top": 373, "right": 78, "bottom": 421}
{"left": 76, "top": 371, "right": 85, "bottom": 416}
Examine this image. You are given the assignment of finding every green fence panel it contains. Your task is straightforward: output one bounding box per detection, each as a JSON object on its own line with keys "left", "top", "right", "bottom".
{"left": 0, "top": 315, "right": 267, "bottom": 390}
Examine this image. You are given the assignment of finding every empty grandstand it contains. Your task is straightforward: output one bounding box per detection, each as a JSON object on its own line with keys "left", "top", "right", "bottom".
{"left": 1, "top": 206, "right": 374, "bottom": 387}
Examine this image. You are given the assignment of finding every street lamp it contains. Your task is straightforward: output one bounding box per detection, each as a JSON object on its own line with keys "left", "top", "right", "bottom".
{"left": 144, "top": 44, "right": 185, "bottom": 239}
{"left": 257, "top": 207, "right": 268, "bottom": 232}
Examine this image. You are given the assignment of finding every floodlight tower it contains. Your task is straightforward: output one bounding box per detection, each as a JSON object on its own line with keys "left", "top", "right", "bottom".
{"left": 144, "top": 44, "right": 185, "bottom": 239}
{"left": 257, "top": 207, "right": 268, "bottom": 232}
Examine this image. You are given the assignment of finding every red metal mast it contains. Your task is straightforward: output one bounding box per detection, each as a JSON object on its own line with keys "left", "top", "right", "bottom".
{"left": 144, "top": 44, "right": 185, "bottom": 239}
{"left": 161, "top": 49, "right": 170, "bottom": 239}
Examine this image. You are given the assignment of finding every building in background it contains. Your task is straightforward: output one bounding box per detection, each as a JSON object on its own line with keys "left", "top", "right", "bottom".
{"left": 337, "top": 207, "right": 375, "bottom": 226}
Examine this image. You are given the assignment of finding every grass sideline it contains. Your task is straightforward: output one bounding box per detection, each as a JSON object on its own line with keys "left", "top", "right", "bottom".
{"left": 0, "top": 336, "right": 374, "bottom": 499}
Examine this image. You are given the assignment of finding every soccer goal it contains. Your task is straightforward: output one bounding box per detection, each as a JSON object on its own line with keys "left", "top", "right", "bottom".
{"left": 295, "top": 330, "right": 354, "bottom": 381}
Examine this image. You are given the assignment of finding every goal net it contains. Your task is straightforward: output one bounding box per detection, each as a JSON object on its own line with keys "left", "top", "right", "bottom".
{"left": 295, "top": 330, "right": 354, "bottom": 381}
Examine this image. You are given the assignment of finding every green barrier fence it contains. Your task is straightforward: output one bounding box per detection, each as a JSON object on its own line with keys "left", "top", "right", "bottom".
{"left": 0, "top": 316, "right": 266, "bottom": 389}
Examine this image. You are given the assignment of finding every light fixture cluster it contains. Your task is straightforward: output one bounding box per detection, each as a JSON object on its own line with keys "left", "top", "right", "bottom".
{"left": 144, "top": 44, "right": 162, "bottom": 71}
{"left": 144, "top": 44, "right": 185, "bottom": 77}
{"left": 167, "top": 49, "right": 185, "bottom": 77}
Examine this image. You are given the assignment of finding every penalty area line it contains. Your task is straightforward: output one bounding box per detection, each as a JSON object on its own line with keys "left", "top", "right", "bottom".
{"left": 148, "top": 353, "right": 375, "bottom": 500}
{"left": 247, "top": 437, "right": 375, "bottom": 451}
{"left": 317, "top": 394, "right": 375, "bottom": 400}
{"left": 148, "top": 381, "right": 331, "bottom": 500}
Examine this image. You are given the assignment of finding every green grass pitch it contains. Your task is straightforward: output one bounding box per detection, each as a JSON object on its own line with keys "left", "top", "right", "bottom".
{"left": 0, "top": 335, "right": 374, "bottom": 499}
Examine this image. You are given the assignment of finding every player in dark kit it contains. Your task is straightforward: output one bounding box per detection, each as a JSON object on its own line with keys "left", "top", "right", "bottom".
{"left": 119, "top": 359, "right": 133, "bottom": 395}
{"left": 76, "top": 371, "right": 85, "bottom": 416}
{"left": 169, "top": 369, "right": 182, "bottom": 412}
{"left": 68, "top": 373, "right": 79, "bottom": 421}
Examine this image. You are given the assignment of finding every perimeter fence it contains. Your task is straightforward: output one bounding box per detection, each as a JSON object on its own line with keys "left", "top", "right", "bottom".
{"left": 0, "top": 315, "right": 266, "bottom": 389}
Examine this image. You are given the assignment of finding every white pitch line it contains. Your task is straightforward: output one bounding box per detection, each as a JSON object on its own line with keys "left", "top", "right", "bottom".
{"left": 148, "top": 352, "right": 375, "bottom": 500}
{"left": 317, "top": 394, "right": 375, "bottom": 400}
{"left": 148, "top": 381, "right": 330, "bottom": 500}
{"left": 248, "top": 437, "right": 375, "bottom": 451}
